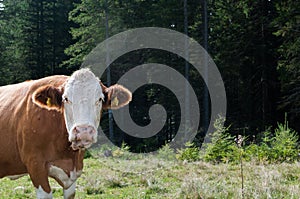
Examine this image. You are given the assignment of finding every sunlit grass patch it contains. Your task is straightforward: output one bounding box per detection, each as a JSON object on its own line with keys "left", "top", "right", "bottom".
{"left": 1, "top": 157, "right": 300, "bottom": 198}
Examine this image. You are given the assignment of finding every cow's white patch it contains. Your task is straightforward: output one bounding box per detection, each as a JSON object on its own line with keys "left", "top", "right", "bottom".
{"left": 62, "top": 69, "right": 103, "bottom": 147}
{"left": 48, "top": 165, "right": 81, "bottom": 188}
{"left": 36, "top": 185, "right": 53, "bottom": 199}
{"left": 63, "top": 181, "right": 76, "bottom": 199}
{"left": 7, "top": 174, "right": 27, "bottom": 180}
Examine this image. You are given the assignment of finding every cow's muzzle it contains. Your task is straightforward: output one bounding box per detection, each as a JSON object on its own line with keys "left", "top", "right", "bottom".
{"left": 70, "top": 125, "right": 97, "bottom": 150}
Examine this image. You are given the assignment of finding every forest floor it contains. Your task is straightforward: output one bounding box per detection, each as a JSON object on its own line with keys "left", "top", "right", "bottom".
{"left": 1, "top": 152, "right": 300, "bottom": 199}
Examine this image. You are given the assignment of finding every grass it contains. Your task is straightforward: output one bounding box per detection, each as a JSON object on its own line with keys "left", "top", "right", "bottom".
{"left": 1, "top": 154, "right": 300, "bottom": 198}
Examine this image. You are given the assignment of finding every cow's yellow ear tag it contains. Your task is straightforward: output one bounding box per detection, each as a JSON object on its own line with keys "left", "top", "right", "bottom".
{"left": 46, "top": 97, "right": 52, "bottom": 106}
{"left": 111, "top": 97, "right": 119, "bottom": 107}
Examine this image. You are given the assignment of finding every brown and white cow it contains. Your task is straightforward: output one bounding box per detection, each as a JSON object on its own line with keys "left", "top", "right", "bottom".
{"left": 0, "top": 68, "right": 131, "bottom": 198}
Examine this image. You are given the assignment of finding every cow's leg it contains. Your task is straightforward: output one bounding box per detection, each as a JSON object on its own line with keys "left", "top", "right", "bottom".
{"left": 26, "top": 161, "right": 52, "bottom": 199}
{"left": 63, "top": 181, "right": 76, "bottom": 199}
{"left": 36, "top": 185, "right": 53, "bottom": 199}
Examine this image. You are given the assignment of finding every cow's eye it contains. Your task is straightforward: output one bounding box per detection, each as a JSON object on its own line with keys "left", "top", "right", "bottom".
{"left": 63, "top": 97, "right": 71, "bottom": 104}
{"left": 96, "top": 97, "right": 104, "bottom": 105}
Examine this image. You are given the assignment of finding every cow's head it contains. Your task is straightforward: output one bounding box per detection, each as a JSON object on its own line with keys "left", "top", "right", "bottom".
{"left": 32, "top": 68, "right": 132, "bottom": 150}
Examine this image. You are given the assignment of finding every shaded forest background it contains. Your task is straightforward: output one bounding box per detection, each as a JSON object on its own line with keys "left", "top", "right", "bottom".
{"left": 0, "top": 0, "right": 299, "bottom": 152}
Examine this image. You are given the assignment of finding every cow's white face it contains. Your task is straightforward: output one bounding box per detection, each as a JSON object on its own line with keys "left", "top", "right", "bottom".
{"left": 32, "top": 68, "right": 132, "bottom": 150}
{"left": 62, "top": 69, "right": 104, "bottom": 150}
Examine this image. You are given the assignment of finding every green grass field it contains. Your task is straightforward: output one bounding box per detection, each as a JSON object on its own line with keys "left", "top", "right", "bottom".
{"left": 1, "top": 153, "right": 300, "bottom": 199}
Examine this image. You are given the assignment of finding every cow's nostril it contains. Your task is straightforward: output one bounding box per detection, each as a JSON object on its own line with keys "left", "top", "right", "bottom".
{"left": 74, "top": 127, "right": 80, "bottom": 134}
{"left": 75, "top": 136, "right": 80, "bottom": 141}
{"left": 88, "top": 128, "right": 95, "bottom": 135}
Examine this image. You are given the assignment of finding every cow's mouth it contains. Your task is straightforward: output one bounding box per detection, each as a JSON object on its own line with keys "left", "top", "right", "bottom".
{"left": 71, "top": 140, "right": 92, "bottom": 150}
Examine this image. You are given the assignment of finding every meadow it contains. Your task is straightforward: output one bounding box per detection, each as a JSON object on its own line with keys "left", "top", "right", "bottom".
{"left": 1, "top": 151, "right": 300, "bottom": 199}
{"left": 1, "top": 119, "right": 300, "bottom": 199}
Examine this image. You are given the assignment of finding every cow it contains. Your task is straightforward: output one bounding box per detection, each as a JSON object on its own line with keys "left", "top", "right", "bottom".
{"left": 0, "top": 68, "right": 132, "bottom": 199}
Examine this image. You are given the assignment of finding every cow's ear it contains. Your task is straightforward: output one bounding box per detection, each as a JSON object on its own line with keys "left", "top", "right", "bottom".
{"left": 32, "top": 85, "right": 63, "bottom": 111}
{"left": 101, "top": 82, "right": 132, "bottom": 110}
